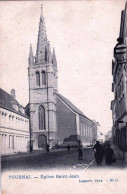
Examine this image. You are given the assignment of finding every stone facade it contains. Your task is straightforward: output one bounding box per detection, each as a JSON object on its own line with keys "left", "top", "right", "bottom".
{"left": 111, "top": 2, "right": 127, "bottom": 161}
{"left": 27, "top": 6, "right": 98, "bottom": 150}
{"left": 28, "top": 6, "right": 58, "bottom": 149}
{"left": 0, "top": 89, "right": 29, "bottom": 155}
{"left": 79, "top": 117, "right": 95, "bottom": 146}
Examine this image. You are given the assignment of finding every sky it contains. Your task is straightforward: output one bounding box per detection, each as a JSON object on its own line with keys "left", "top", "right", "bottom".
{"left": 0, "top": 0, "right": 126, "bottom": 134}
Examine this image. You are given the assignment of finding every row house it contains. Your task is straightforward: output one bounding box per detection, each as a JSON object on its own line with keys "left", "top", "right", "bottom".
{"left": 111, "top": 2, "right": 127, "bottom": 161}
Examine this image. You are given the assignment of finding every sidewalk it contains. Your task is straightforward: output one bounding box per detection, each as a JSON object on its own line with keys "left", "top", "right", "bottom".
{"left": 112, "top": 145, "right": 127, "bottom": 168}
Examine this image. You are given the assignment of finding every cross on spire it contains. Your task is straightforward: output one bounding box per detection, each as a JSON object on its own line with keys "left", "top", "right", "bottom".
{"left": 41, "top": 4, "right": 43, "bottom": 17}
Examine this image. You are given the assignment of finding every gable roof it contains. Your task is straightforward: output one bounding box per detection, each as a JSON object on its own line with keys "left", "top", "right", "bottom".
{"left": 56, "top": 93, "right": 92, "bottom": 121}
{"left": 24, "top": 93, "right": 92, "bottom": 122}
{"left": 0, "top": 88, "right": 28, "bottom": 118}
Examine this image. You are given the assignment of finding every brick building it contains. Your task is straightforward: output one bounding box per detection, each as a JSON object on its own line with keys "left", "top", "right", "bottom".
{"left": 25, "top": 6, "right": 98, "bottom": 150}
{"left": 111, "top": 2, "right": 127, "bottom": 161}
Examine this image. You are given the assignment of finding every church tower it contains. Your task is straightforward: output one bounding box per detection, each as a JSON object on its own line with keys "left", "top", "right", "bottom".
{"left": 28, "top": 5, "right": 58, "bottom": 149}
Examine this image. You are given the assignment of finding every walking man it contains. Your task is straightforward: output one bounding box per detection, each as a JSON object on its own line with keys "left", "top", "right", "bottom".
{"left": 46, "top": 144, "right": 50, "bottom": 154}
{"left": 67, "top": 144, "right": 71, "bottom": 153}
{"left": 78, "top": 145, "right": 83, "bottom": 160}
{"left": 93, "top": 141, "right": 103, "bottom": 166}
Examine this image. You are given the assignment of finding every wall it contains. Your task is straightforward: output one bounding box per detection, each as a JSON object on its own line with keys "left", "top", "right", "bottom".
{"left": 56, "top": 97, "right": 77, "bottom": 144}
{"left": 0, "top": 107, "right": 29, "bottom": 155}
{"left": 79, "top": 117, "right": 94, "bottom": 146}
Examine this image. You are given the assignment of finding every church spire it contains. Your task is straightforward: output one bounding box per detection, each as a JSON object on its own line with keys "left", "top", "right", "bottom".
{"left": 41, "top": 4, "right": 43, "bottom": 18}
{"left": 52, "top": 47, "right": 57, "bottom": 68}
{"left": 47, "top": 41, "right": 52, "bottom": 63}
{"left": 35, "top": 4, "right": 48, "bottom": 65}
{"left": 28, "top": 44, "right": 34, "bottom": 66}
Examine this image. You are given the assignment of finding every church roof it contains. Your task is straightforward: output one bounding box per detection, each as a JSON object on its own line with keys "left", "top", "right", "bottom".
{"left": 25, "top": 93, "right": 92, "bottom": 121}
{"left": 0, "top": 88, "right": 28, "bottom": 118}
{"left": 56, "top": 93, "right": 92, "bottom": 121}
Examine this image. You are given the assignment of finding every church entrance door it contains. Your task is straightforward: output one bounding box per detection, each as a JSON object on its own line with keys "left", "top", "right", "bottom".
{"left": 38, "top": 135, "right": 47, "bottom": 148}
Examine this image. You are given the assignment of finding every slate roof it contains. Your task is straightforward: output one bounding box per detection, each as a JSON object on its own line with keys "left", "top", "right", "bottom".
{"left": 56, "top": 93, "right": 92, "bottom": 121}
{"left": 25, "top": 92, "right": 92, "bottom": 121}
{"left": 0, "top": 88, "right": 28, "bottom": 118}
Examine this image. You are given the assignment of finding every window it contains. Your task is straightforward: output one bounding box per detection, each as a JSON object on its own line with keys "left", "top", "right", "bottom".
{"left": 39, "top": 105, "right": 45, "bottom": 130}
{"left": 42, "top": 71, "right": 46, "bottom": 85}
{"left": 45, "top": 47, "right": 47, "bottom": 62}
{"left": 84, "top": 128, "right": 86, "bottom": 137}
{"left": 2, "top": 134, "right": 4, "bottom": 148}
{"left": 9, "top": 135, "right": 11, "bottom": 148}
{"left": 86, "top": 125, "right": 88, "bottom": 137}
{"left": 12, "top": 135, "right": 14, "bottom": 149}
{"left": 36, "top": 71, "right": 40, "bottom": 86}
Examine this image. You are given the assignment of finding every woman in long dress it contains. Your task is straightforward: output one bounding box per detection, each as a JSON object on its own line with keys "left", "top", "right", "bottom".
{"left": 105, "top": 144, "right": 114, "bottom": 165}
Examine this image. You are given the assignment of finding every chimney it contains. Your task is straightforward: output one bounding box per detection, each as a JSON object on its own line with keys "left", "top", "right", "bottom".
{"left": 11, "top": 89, "right": 16, "bottom": 99}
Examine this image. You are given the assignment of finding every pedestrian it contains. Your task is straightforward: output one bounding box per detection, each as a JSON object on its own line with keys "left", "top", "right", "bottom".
{"left": 102, "top": 143, "right": 106, "bottom": 161}
{"left": 78, "top": 145, "right": 83, "bottom": 160}
{"left": 42, "top": 143, "right": 43, "bottom": 148}
{"left": 67, "top": 144, "right": 71, "bottom": 153}
{"left": 46, "top": 144, "right": 50, "bottom": 154}
{"left": 93, "top": 141, "right": 103, "bottom": 166}
{"left": 102, "top": 143, "right": 106, "bottom": 155}
{"left": 105, "top": 144, "right": 115, "bottom": 165}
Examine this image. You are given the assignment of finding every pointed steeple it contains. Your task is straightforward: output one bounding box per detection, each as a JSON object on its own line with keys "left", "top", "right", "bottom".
{"left": 35, "top": 5, "right": 48, "bottom": 65}
{"left": 28, "top": 44, "right": 34, "bottom": 66}
{"left": 124, "top": 1, "right": 127, "bottom": 39}
{"left": 52, "top": 47, "right": 57, "bottom": 68}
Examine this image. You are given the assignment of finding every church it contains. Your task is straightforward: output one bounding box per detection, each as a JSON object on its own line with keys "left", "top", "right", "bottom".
{"left": 25, "top": 6, "right": 98, "bottom": 150}
{"left": 0, "top": 6, "right": 99, "bottom": 155}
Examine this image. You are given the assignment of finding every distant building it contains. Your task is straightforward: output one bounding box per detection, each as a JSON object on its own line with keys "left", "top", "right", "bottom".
{"left": 25, "top": 6, "right": 99, "bottom": 150}
{"left": 0, "top": 89, "right": 29, "bottom": 155}
{"left": 111, "top": 2, "right": 127, "bottom": 161}
{"left": 91, "top": 120, "right": 100, "bottom": 144}
{"left": 105, "top": 131, "right": 112, "bottom": 143}
{"left": 97, "top": 130, "right": 105, "bottom": 144}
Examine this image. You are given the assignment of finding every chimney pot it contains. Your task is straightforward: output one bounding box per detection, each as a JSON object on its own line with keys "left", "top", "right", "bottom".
{"left": 11, "top": 89, "right": 16, "bottom": 99}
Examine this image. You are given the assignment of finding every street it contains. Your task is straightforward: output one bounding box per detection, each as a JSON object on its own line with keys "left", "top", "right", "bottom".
{"left": 1, "top": 148, "right": 126, "bottom": 172}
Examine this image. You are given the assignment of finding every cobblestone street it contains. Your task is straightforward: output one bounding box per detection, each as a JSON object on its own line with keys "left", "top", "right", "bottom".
{"left": 2, "top": 148, "right": 126, "bottom": 172}
{"left": 1, "top": 148, "right": 93, "bottom": 171}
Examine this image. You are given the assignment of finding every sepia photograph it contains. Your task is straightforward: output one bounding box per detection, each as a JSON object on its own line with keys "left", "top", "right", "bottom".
{"left": 0, "top": 1, "right": 127, "bottom": 193}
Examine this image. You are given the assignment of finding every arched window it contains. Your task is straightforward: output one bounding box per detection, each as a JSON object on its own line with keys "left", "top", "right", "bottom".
{"left": 36, "top": 71, "right": 40, "bottom": 86}
{"left": 45, "top": 47, "right": 47, "bottom": 62}
{"left": 39, "top": 105, "right": 45, "bottom": 130}
{"left": 42, "top": 71, "right": 46, "bottom": 85}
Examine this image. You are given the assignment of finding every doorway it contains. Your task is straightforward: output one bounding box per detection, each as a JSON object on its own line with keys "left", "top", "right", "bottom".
{"left": 38, "top": 135, "right": 47, "bottom": 148}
